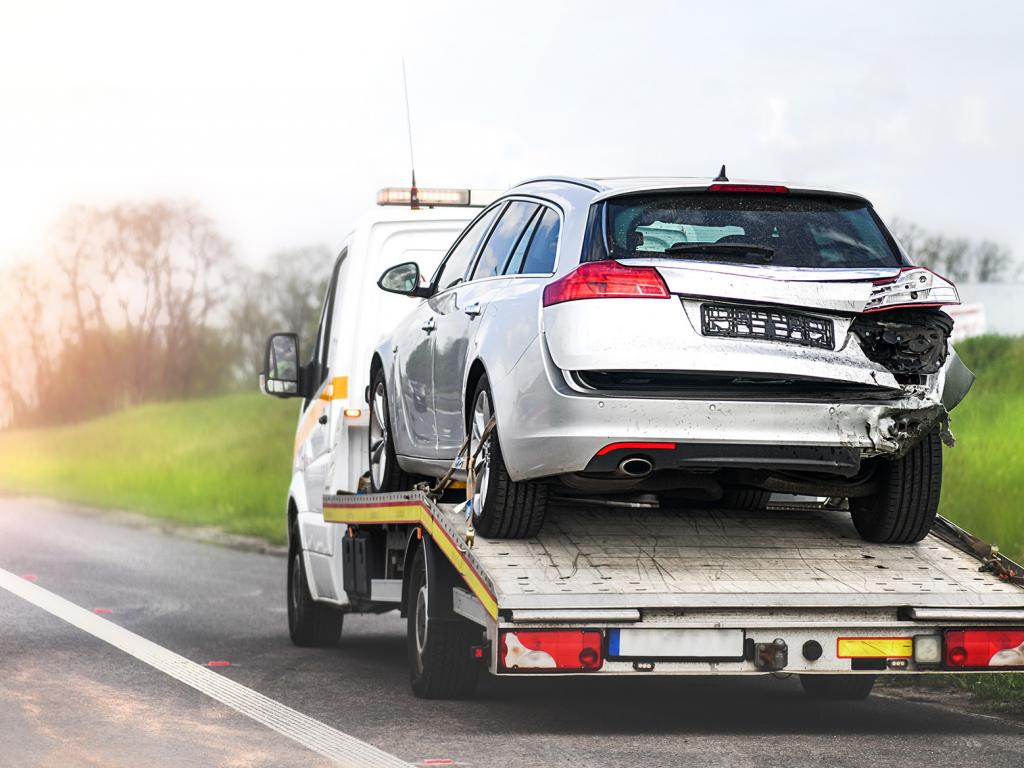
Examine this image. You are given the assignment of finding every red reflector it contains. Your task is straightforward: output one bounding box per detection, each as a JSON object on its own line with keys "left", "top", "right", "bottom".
{"left": 707, "top": 183, "right": 789, "bottom": 193}
{"left": 500, "top": 630, "right": 603, "bottom": 672}
{"left": 543, "top": 260, "right": 669, "bottom": 306}
{"left": 207, "top": 661, "right": 232, "bottom": 667}
{"left": 596, "top": 441, "right": 676, "bottom": 456}
{"left": 944, "top": 629, "right": 1024, "bottom": 669}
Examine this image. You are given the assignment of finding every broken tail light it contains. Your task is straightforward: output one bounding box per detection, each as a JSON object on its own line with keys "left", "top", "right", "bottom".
{"left": 945, "top": 629, "right": 1024, "bottom": 669}
{"left": 850, "top": 307, "right": 954, "bottom": 377}
{"left": 543, "top": 261, "right": 669, "bottom": 306}
{"left": 864, "top": 267, "right": 960, "bottom": 313}
{"left": 500, "top": 630, "right": 603, "bottom": 672}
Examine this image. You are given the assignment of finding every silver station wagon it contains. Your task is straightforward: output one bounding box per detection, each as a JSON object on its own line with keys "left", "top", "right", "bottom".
{"left": 369, "top": 173, "right": 973, "bottom": 542}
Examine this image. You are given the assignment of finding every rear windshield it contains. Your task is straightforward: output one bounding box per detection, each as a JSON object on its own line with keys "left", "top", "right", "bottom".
{"left": 591, "top": 193, "right": 903, "bottom": 269}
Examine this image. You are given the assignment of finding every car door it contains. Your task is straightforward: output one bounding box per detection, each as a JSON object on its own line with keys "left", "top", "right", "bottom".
{"left": 300, "top": 252, "right": 344, "bottom": 516}
{"left": 432, "top": 200, "right": 540, "bottom": 455}
{"left": 392, "top": 205, "right": 501, "bottom": 458}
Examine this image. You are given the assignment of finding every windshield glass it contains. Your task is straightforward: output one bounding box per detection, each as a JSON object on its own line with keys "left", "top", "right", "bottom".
{"left": 598, "top": 193, "right": 902, "bottom": 268}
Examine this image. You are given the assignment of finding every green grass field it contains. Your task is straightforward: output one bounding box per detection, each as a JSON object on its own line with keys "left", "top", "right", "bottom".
{"left": 0, "top": 392, "right": 299, "bottom": 544}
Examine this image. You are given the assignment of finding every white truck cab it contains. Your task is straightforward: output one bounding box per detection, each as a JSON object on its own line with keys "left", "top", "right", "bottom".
{"left": 261, "top": 187, "right": 497, "bottom": 607}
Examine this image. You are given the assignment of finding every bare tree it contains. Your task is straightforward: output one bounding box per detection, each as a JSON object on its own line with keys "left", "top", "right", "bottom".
{"left": 889, "top": 218, "right": 1016, "bottom": 282}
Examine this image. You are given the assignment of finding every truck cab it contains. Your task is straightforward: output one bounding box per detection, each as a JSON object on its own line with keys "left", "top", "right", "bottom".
{"left": 260, "top": 187, "right": 498, "bottom": 609}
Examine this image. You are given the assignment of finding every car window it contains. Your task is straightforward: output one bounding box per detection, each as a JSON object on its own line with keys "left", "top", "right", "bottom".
{"left": 503, "top": 209, "right": 541, "bottom": 275}
{"left": 305, "top": 250, "right": 344, "bottom": 405}
{"left": 432, "top": 206, "right": 500, "bottom": 291}
{"left": 471, "top": 201, "right": 539, "bottom": 281}
{"left": 597, "top": 193, "right": 901, "bottom": 268}
{"left": 520, "top": 208, "right": 560, "bottom": 274}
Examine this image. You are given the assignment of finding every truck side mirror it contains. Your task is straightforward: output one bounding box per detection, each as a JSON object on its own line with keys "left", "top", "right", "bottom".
{"left": 260, "top": 332, "right": 302, "bottom": 398}
{"left": 378, "top": 261, "right": 429, "bottom": 297}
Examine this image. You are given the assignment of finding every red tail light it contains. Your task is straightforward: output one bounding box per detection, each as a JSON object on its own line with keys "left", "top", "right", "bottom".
{"left": 596, "top": 441, "right": 676, "bottom": 456}
{"left": 707, "top": 183, "right": 789, "bottom": 193}
{"left": 944, "top": 629, "right": 1024, "bottom": 669}
{"left": 500, "top": 630, "right": 603, "bottom": 672}
{"left": 543, "top": 261, "right": 669, "bottom": 306}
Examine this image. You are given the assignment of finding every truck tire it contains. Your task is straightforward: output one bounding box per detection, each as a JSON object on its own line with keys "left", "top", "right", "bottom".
{"left": 287, "top": 527, "right": 344, "bottom": 647}
{"left": 406, "top": 545, "right": 480, "bottom": 699}
{"left": 800, "top": 674, "right": 876, "bottom": 700}
{"left": 850, "top": 427, "right": 942, "bottom": 544}
{"left": 369, "top": 369, "right": 416, "bottom": 493}
{"left": 719, "top": 487, "right": 771, "bottom": 511}
{"left": 468, "top": 375, "right": 549, "bottom": 539}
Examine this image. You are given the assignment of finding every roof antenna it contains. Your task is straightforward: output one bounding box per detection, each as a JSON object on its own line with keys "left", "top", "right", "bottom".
{"left": 713, "top": 164, "right": 729, "bottom": 182}
{"left": 401, "top": 57, "right": 419, "bottom": 209}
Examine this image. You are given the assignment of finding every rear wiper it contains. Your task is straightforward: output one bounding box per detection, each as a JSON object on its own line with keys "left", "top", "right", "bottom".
{"left": 662, "top": 243, "right": 774, "bottom": 262}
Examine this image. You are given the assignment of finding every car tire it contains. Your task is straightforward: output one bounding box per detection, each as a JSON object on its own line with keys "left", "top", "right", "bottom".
{"left": 287, "top": 526, "right": 344, "bottom": 647}
{"left": 719, "top": 487, "right": 771, "bottom": 511}
{"left": 468, "top": 375, "right": 549, "bottom": 539}
{"left": 406, "top": 545, "right": 480, "bottom": 699}
{"left": 800, "top": 674, "right": 876, "bottom": 700}
{"left": 850, "top": 427, "right": 942, "bottom": 544}
{"left": 368, "top": 369, "right": 416, "bottom": 493}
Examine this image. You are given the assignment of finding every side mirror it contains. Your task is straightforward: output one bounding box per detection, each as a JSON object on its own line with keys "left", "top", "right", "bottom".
{"left": 378, "top": 261, "right": 428, "bottom": 297}
{"left": 260, "top": 332, "right": 302, "bottom": 398}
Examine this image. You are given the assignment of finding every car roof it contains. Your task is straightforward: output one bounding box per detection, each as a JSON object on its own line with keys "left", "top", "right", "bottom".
{"left": 512, "top": 175, "right": 871, "bottom": 205}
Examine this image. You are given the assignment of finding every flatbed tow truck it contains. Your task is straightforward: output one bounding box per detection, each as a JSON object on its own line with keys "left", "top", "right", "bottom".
{"left": 262, "top": 185, "right": 1024, "bottom": 700}
{"left": 323, "top": 489, "right": 1024, "bottom": 699}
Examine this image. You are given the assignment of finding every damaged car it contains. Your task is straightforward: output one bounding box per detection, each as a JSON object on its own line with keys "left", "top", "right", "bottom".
{"left": 370, "top": 173, "right": 973, "bottom": 542}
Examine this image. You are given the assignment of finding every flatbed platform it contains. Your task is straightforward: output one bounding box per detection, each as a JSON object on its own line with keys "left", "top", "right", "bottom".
{"left": 324, "top": 491, "right": 1024, "bottom": 618}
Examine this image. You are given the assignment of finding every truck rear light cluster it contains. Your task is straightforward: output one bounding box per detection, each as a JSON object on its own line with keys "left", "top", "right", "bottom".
{"left": 944, "top": 629, "right": 1024, "bottom": 669}
{"left": 543, "top": 261, "right": 670, "bottom": 306}
{"left": 499, "top": 630, "right": 603, "bottom": 672}
{"left": 864, "top": 267, "right": 960, "bottom": 313}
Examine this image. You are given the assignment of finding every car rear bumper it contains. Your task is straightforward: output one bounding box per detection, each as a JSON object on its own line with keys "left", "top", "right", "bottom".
{"left": 492, "top": 336, "right": 946, "bottom": 482}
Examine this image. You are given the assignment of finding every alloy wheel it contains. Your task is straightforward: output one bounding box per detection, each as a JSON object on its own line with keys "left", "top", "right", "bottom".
{"left": 370, "top": 380, "right": 388, "bottom": 489}
{"left": 470, "top": 389, "right": 492, "bottom": 520}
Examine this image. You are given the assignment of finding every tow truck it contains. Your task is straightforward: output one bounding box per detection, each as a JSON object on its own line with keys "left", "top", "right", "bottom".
{"left": 262, "top": 186, "right": 1024, "bottom": 700}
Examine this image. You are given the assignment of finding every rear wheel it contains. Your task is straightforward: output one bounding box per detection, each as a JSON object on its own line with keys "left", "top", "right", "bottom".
{"left": 850, "top": 427, "right": 942, "bottom": 544}
{"left": 469, "top": 375, "right": 549, "bottom": 539}
{"left": 287, "top": 526, "right": 343, "bottom": 647}
{"left": 368, "top": 369, "right": 416, "bottom": 493}
{"left": 718, "top": 487, "right": 771, "bottom": 511}
{"left": 800, "top": 674, "right": 876, "bottom": 700}
{"left": 406, "top": 546, "right": 480, "bottom": 699}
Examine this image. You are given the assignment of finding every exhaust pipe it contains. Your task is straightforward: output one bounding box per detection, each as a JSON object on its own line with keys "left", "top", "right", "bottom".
{"left": 618, "top": 457, "right": 654, "bottom": 478}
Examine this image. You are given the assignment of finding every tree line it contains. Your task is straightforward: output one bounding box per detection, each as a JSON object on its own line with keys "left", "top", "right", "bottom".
{"left": 0, "top": 201, "right": 330, "bottom": 428}
{"left": 0, "top": 201, "right": 1017, "bottom": 429}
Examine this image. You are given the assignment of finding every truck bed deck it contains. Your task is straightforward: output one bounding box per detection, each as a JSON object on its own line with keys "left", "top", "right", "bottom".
{"left": 324, "top": 491, "right": 1024, "bottom": 618}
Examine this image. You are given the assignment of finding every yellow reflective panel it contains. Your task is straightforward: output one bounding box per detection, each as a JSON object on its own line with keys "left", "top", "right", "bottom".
{"left": 837, "top": 637, "right": 914, "bottom": 658}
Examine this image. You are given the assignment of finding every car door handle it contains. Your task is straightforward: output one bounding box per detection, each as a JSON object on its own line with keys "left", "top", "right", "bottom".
{"left": 421, "top": 317, "right": 436, "bottom": 333}
{"left": 463, "top": 302, "right": 482, "bottom": 317}
{"left": 318, "top": 413, "right": 328, "bottom": 425}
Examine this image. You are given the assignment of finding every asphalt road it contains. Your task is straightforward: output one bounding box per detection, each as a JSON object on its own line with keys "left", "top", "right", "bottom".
{"left": 1, "top": 497, "right": 1022, "bottom": 768}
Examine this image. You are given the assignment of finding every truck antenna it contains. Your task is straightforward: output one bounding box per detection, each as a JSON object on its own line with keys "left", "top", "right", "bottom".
{"left": 401, "top": 57, "right": 419, "bottom": 209}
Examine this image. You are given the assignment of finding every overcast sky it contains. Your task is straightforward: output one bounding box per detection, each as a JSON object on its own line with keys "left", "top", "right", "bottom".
{"left": 1, "top": 1, "right": 1022, "bottom": 268}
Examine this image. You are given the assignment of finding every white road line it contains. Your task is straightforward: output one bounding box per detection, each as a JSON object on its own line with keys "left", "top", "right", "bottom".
{"left": 0, "top": 567, "right": 411, "bottom": 768}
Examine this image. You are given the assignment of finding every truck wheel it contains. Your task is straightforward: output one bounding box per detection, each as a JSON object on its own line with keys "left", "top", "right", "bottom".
{"left": 850, "top": 427, "right": 942, "bottom": 544}
{"left": 719, "top": 487, "right": 771, "bottom": 511}
{"left": 469, "top": 375, "right": 549, "bottom": 539}
{"left": 406, "top": 545, "right": 480, "bottom": 699}
{"left": 369, "top": 370, "right": 416, "bottom": 493}
{"left": 287, "top": 528, "right": 343, "bottom": 647}
{"left": 800, "top": 674, "right": 876, "bottom": 700}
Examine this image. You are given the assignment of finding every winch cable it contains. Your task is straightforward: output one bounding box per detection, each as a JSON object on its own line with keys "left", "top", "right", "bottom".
{"left": 416, "top": 417, "right": 497, "bottom": 547}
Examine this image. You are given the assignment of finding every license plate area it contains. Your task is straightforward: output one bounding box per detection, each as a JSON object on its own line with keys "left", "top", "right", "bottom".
{"left": 701, "top": 303, "right": 835, "bottom": 350}
{"left": 608, "top": 628, "right": 746, "bottom": 661}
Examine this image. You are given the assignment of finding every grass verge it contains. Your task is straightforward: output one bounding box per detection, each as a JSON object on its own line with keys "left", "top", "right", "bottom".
{"left": 0, "top": 392, "right": 297, "bottom": 544}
